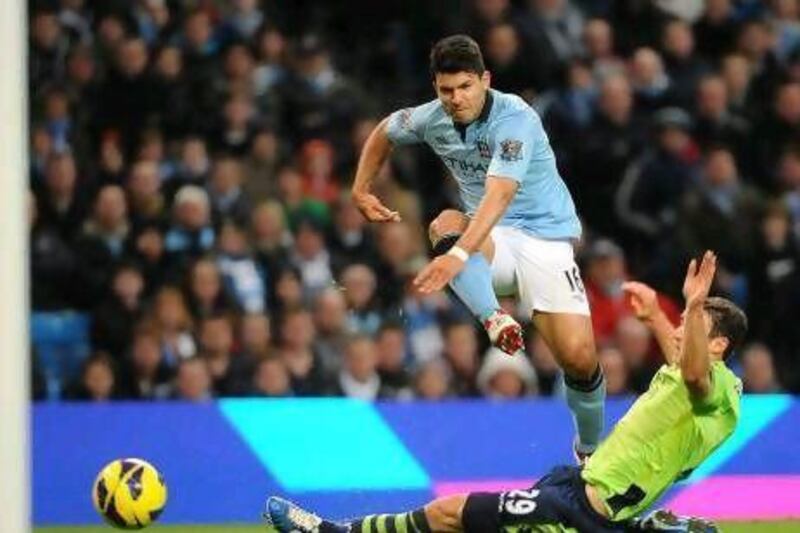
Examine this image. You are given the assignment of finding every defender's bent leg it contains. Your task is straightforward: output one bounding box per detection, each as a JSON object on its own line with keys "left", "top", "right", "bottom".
{"left": 266, "top": 495, "right": 439, "bottom": 533}
{"left": 428, "top": 210, "right": 523, "bottom": 355}
{"left": 534, "top": 312, "right": 606, "bottom": 456}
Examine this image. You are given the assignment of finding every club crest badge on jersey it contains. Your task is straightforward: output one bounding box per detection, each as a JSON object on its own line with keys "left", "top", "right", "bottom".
{"left": 500, "top": 139, "right": 523, "bottom": 161}
{"left": 477, "top": 139, "right": 491, "bottom": 159}
{"left": 398, "top": 108, "right": 414, "bottom": 130}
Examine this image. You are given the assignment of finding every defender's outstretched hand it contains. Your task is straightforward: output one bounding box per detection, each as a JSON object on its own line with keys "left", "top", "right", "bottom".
{"left": 682, "top": 251, "right": 717, "bottom": 308}
{"left": 353, "top": 192, "right": 401, "bottom": 223}
{"left": 622, "top": 281, "right": 660, "bottom": 322}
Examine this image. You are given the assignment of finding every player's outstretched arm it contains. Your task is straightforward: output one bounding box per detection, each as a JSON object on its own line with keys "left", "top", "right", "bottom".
{"left": 622, "top": 281, "right": 679, "bottom": 364}
{"left": 352, "top": 117, "right": 401, "bottom": 223}
{"left": 413, "top": 176, "right": 517, "bottom": 294}
{"left": 680, "top": 251, "right": 717, "bottom": 398}
{"left": 455, "top": 175, "right": 518, "bottom": 253}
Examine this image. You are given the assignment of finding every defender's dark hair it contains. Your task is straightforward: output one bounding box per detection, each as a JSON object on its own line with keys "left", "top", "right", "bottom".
{"left": 704, "top": 297, "right": 748, "bottom": 360}
{"left": 430, "top": 34, "right": 485, "bottom": 78}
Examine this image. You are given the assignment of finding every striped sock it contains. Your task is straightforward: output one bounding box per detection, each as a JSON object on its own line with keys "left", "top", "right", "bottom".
{"left": 345, "top": 509, "right": 432, "bottom": 533}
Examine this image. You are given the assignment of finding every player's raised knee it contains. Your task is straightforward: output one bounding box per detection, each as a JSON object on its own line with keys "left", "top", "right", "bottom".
{"left": 429, "top": 209, "right": 469, "bottom": 243}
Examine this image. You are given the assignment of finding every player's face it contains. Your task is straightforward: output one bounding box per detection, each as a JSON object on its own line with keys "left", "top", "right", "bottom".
{"left": 673, "top": 310, "right": 716, "bottom": 357}
{"left": 434, "top": 71, "right": 491, "bottom": 124}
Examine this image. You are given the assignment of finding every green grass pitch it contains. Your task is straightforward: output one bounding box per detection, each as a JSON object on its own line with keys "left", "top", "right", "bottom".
{"left": 33, "top": 523, "right": 800, "bottom": 533}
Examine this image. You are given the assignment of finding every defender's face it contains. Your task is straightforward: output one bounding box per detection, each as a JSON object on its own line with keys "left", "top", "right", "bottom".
{"left": 673, "top": 310, "right": 715, "bottom": 356}
{"left": 434, "top": 71, "right": 490, "bottom": 124}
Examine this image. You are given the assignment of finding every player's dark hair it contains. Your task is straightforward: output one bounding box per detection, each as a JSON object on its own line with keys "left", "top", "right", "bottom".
{"left": 704, "top": 297, "right": 748, "bottom": 360}
{"left": 430, "top": 34, "right": 485, "bottom": 78}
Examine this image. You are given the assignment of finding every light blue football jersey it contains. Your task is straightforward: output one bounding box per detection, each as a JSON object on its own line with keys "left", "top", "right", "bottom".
{"left": 386, "top": 89, "right": 581, "bottom": 240}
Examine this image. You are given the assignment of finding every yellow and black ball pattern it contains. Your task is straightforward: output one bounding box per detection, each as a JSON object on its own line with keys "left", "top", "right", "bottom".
{"left": 92, "top": 458, "right": 168, "bottom": 529}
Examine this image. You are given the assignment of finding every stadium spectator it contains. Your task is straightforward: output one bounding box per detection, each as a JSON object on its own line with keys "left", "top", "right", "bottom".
{"left": 741, "top": 343, "right": 782, "bottom": 394}
{"left": 583, "top": 18, "right": 625, "bottom": 80}
{"left": 164, "top": 186, "right": 215, "bottom": 265}
{"left": 414, "top": 359, "right": 453, "bottom": 400}
{"left": 272, "top": 267, "right": 304, "bottom": 317}
{"left": 198, "top": 315, "right": 252, "bottom": 396}
{"left": 291, "top": 217, "right": 334, "bottom": 298}
{"left": 340, "top": 264, "right": 381, "bottom": 335}
{"left": 172, "top": 137, "right": 212, "bottom": 194}
{"left": 375, "top": 322, "right": 414, "bottom": 399}
{"left": 374, "top": 222, "right": 422, "bottom": 310}
{"left": 239, "top": 313, "right": 272, "bottom": 360}
{"left": 442, "top": 321, "right": 482, "bottom": 397}
{"left": 96, "top": 38, "right": 160, "bottom": 154}
{"left": 483, "top": 22, "right": 540, "bottom": 99}
{"left": 278, "top": 308, "right": 331, "bottom": 395}
{"left": 401, "top": 284, "right": 447, "bottom": 364}
{"left": 584, "top": 239, "right": 680, "bottom": 345}
{"left": 129, "top": 225, "right": 170, "bottom": 296}
{"left": 250, "top": 200, "right": 292, "bottom": 290}
{"left": 661, "top": 19, "right": 710, "bottom": 109}
{"left": 126, "top": 161, "right": 166, "bottom": 229}
{"left": 208, "top": 158, "right": 252, "bottom": 226}
{"left": 694, "top": 0, "right": 739, "bottom": 60}
{"left": 90, "top": 263, "right": 146, "bottom": 359}
{"left": 277, "top": 166, "right": 330, "bottom": 230}
{"left": 186, "top": 258, "right": 237, "bottom": 319}
{"left": 242, "top": 129, "right": 283, "bottom": 204}
{"left": 449, "top": 0, "right": 517, "bottom": 50}
{"left": 335, "top": 335, "right": 385, "bottom": 400}
{"left": 754, "top": 82, "right": 800, "bottom": 187}
{"left": 677, "top": 145, "right": 764, "bottom": 298}
{"left": 30, "top": 8, "right": 70, "bottom": 95}
{"left": 152, "top": 46, "right": 192, "bottom": 141}
{"left": 65, "top": 353, "right": 119, "bottom": 402}
{"left": 328, "top": 195, "right": 376, "bottom": 271}
{"left": 693, "top": 76, "right": 751, "bottom": 171}
{"left": 173, "top": 357, "right": 213, "bottom": 402}
{"left": 30, "top": 188, "right": 79, "bottom": 310}
{"left": 74, "top": 185, "right": 131, "bottom": 305}
{"left": 299, "top": 139, "right": 339, "bottom": 204}
{"left": 523, "top": 0, "right": 585, "bottom": 71}
{"left": 36, "top": 152, "right": 88, "bottom": 241}
{"left": 222, "top": 43, "right": 258, "bottom": 100}
{"left": 720, "top": 53, "right": 754, "bottom": 118}
{"left": 216, "top": 221, "right": 267, "bottom": 314}
{"left": 253, "top": 26, "right": 288, "bottom": 98}
{"left": 312, "top": 288, "right": 349, "bottom": 376}
{"left": 747, "top": 201, "right": 800, "bottom": 391}
{"left": 123, "top": 324, "right": 173, "bottom": 401}
{"left": 213, "top": 95, "right": 259, "bottom": 157}
{"left": 573, "top": 75, "right": 644, "bottom": 237}
{"left": 223, "top": 0, "right": 265, "bottom": 42}
{"left": 252, "top": 356, "right": 293, "bottom": 397}
{"left": 615, "top": 107, "right": 699, "bottom": 270}
{"left": 150, "top": 286, "right": 197, "bottom": 364}
{"left": 541, "top": 60, "right": 596, "bottom": 157}
{"left": 477, "top": 347, "right": 538, "bottom": 399}
{"left": 629, "top": 48, "right": 673, "bottom": 113}
{"left": 272, "top": 34, "right": 366, "bottom": 156}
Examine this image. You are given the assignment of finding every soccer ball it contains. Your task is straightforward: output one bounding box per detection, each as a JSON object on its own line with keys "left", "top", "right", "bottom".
{"left": 92, "top": 458, "right": 168, "bottom": 529}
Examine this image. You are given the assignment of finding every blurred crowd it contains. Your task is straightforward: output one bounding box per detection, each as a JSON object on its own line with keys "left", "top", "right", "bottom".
{"left": 29, "top": 0, "right": 800, "bottom": 402}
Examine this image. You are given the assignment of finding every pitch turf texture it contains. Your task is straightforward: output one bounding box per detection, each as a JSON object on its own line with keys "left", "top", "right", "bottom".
{"left": 33, "top": 523, "right": 800, "bottom": 533}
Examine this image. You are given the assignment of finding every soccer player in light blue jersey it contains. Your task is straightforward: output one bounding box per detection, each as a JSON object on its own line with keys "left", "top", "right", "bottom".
{"left": 351, "top": 35, "right": 604, "bottom": 459}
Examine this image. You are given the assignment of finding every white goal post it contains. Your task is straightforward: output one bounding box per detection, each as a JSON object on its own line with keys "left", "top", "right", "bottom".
{"left": 0, "top": 0, "right": 31, "bottom": 531}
